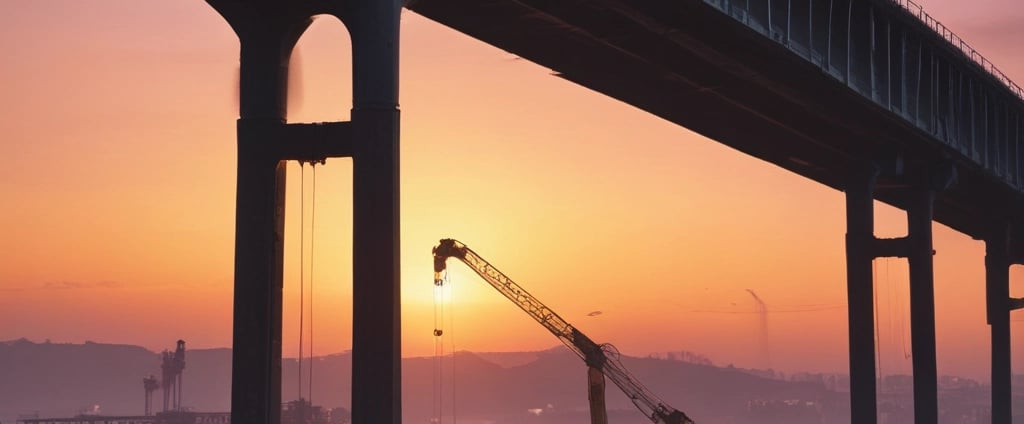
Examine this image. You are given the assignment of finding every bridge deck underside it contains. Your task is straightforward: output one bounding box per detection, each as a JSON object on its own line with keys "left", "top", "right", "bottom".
{"left": 408, "top": 0, "right": 1024, "bottom": 241}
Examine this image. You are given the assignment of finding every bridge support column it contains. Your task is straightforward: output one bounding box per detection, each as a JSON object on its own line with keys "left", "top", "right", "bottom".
{"left": 844, "top": 164, "right": 879, "bottom": 424}
{"left": 202, "top": 6, "right": 307, "bottom": 423}
{"left": 988, "top": 225, "right": 1012, "bottom": 424}
{"left": 208, "top": 1, "right": 401, "bottom": 423}
{"left": 348, "top": 1, "right": 402, "bottom": 422}
{"left": 907, "top": 188, "right": 937, "bottom": 424}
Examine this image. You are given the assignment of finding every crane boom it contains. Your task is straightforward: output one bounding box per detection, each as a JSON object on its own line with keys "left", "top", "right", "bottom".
{"left": 433, "top": 239, "right": 694, "bottom": 424}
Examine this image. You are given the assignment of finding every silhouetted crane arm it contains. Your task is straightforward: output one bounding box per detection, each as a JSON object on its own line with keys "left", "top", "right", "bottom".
{"left": 432, "top": 238, "right": 694, "bottom": 424}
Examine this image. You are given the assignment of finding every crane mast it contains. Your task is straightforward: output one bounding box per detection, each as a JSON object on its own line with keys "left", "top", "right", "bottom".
{"left": 433, "top": 239, "right": 694, "bottom": 424}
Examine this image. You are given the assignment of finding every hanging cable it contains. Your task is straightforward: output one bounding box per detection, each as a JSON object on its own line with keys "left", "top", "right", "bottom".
{"left": 298, "top": 162, "right": 306, "bottom": 403}
{"left": 308, "top": 162, "right": 318, "bottom": 411}
{"left": 433, "top": 269, "right": 446, "bottom": 423}
{"left": 447, "top": 271, "right": 457, "bottom": 424}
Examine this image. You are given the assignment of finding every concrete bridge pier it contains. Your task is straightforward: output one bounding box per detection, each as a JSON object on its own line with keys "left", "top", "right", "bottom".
{"left": 347, "top": 2, "right": 403, "bottom": 423}
{"left": 845, "top": 160, "right": 951, "bottom": 424}
{"left": 844, "top": 163, "right": 880, "bottom": 424}
{"left": 203, "top": 7, "right": 306, "bottom": 424}
{"left": 906, "top": 187, "right": 938, "bottom": 424}
{"left": 903, "top": 163, "right": 954, "bottom": 424}
{"left": 988, "top": 224, "right": 1014, "bottom": 424}
{"left": 207, "top": 1, "right": 401, "bottom": 423}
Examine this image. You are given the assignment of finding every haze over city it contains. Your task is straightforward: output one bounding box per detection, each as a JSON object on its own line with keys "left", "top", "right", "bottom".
{"left": 2, "top": 0, "right": 1023, "bottom": 410}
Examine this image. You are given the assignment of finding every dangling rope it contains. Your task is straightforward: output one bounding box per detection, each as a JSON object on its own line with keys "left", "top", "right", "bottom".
{"left": 433, "top": 269, "right": 446, "bottom": 423}
{"left": 308, "top": 162, "right": 318, "bottom": 410}
{"left": 298, "top": 162, "right": 306, "bottom": 403}
{"left": 431, "top": 262, "right": 464, "bottom": 423}
{"left": 447, "top": 272, "right": 457, "bottom": 424}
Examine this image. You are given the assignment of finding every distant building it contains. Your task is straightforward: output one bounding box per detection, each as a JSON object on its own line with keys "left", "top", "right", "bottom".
{"left": 17, "top": 405, "right": 350, "bottom": 424}
{"left": 17, "top": 411, "right": 229, "bottom": 424}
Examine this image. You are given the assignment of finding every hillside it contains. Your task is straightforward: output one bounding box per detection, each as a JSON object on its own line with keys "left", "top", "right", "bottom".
{"left": 0, "top": 339, "right": 845, "bottom": 424}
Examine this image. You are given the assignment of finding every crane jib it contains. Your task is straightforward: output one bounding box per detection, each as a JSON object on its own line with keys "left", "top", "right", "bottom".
{"left": 431, "top": 238, "right": 695, "bottom": 424}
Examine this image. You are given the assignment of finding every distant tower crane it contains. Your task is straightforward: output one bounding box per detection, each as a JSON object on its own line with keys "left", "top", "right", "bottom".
{"left": 143, "top": 375, "right": 159, "bottom": 416}
{"left": 433, "top": 239, "right": 694, "bottom": 424}
{"left": 161, "top": 340, "right": 186, "bottom": 412}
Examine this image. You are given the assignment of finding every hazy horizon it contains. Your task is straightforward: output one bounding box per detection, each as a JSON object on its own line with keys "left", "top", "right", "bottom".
{"left": 0, "top": 336, "right": 860, "bottom": 375}
{"left": 3, "top": 338, "right": 1015, "bottom": 424}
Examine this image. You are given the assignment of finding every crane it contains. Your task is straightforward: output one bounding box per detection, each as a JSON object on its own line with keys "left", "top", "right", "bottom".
{"left": 160, "top": 340, "right": 186, "bottom": 412}
{"left": 143, "top": 375, "right": 159, "bottom": 416}
{"left": 432, "top": 238, "right": 694, "bottom": 424}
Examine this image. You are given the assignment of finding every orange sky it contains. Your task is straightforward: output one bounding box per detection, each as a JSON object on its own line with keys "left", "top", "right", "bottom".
{"left": 1, "top": 0, "right": 1022, "bottom": 382}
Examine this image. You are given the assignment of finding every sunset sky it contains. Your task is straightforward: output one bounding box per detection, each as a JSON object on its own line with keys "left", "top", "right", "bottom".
{"left": 1, "top": 0, "right": 1022, "bottom": 383}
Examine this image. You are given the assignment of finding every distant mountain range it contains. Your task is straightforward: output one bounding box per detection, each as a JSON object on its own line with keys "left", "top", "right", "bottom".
{"left": 0, "top": 338, "right": 848, "bottom": 424}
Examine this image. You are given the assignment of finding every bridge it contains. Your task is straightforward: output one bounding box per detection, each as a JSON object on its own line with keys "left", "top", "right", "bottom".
{"left": 207, "top": 0, "right": 1023, "bottom": 423}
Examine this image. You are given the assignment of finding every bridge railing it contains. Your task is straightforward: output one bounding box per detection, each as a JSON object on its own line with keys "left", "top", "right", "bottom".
{"left": 703, "top": 0, "right": 1022, "bottom": 101}
{"left": 887, "top": 0, "right": 1023, "bottom": 100}
{"left": 703, "top": 0, "right": 1024, "bottom": 190}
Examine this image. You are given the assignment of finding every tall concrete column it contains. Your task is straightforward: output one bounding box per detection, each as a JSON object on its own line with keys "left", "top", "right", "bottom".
{"left": 986, "top": 225, "right": 1011, "bottom": 424}
{"left": 844, "top": 165, "right": 879, "bottom": 424}
{"left": 907, "top": 188, "right": 937, "bottom": 424}
{"left": 230, "top": 43, "right": 289, "bottom": 424}
{"left": 348, "top": 1, "right": 402, "bottom": 422}
{"left": 208, "top": 1, "right": 402, "bottom": 423}
{"left": 205, "top": 4, "right": 310, "bottom": 424}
